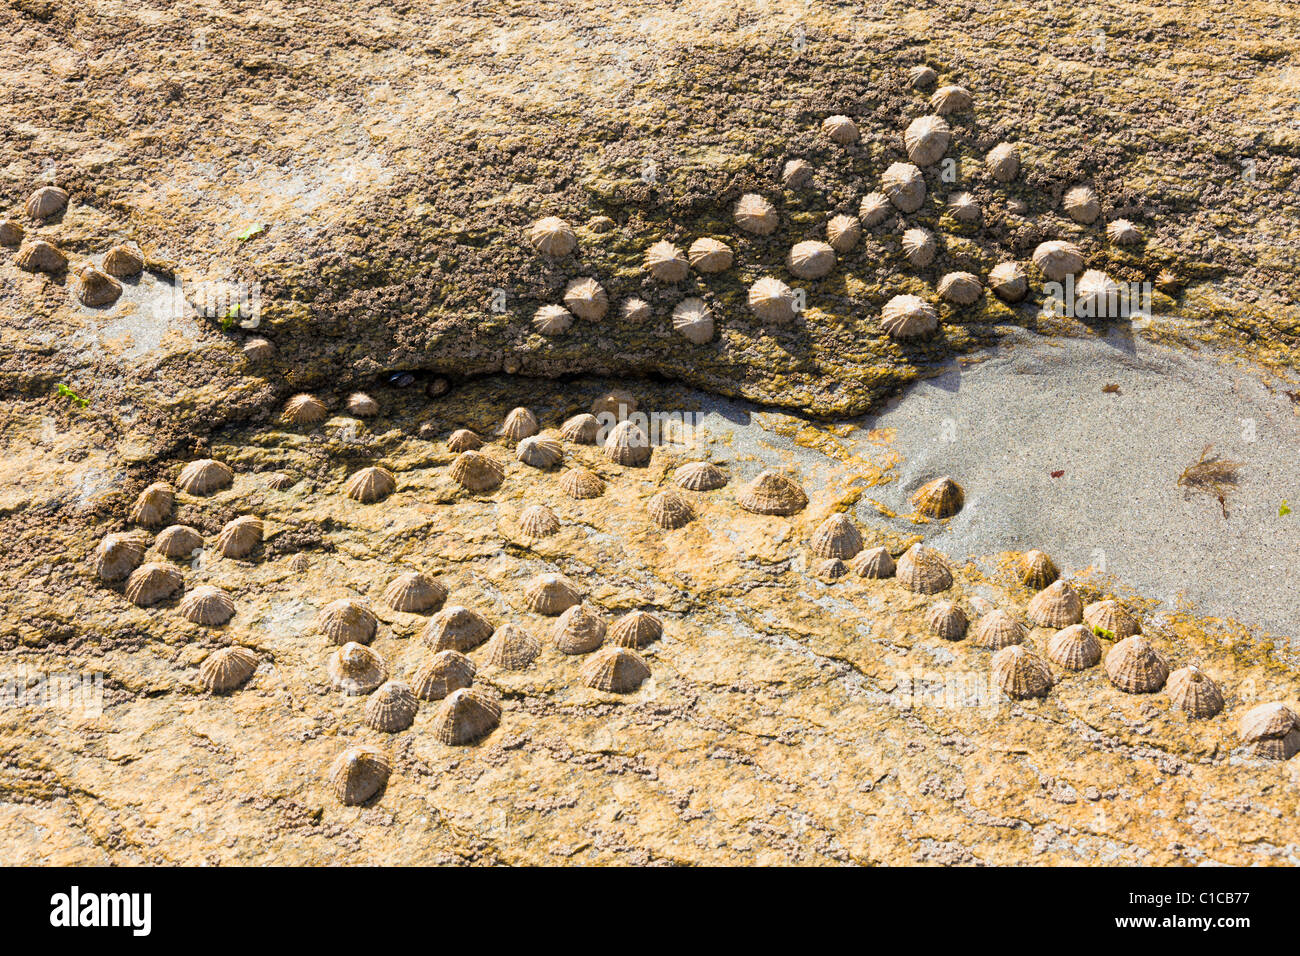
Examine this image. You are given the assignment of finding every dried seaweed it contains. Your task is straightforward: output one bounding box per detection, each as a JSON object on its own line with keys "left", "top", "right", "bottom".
{"left": 1177, "top": 444, "right": 1244, "bottom": 517}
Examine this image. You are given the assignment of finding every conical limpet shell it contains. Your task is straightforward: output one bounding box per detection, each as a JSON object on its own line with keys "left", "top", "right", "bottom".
{"left": 737, "top": 470, "right": 808, "bottom": 516}
{"left": 926, "top": 601, "right": 968, "bottom": 641}
{"left": 822, "top": 114, "right": 860, "bottom": 144}
{"left": 243, "top": 337, "right": 274, "bottom": 362}
{"left": 947, "top": 192, "right": 980, "bottom": 223}
{"left": 283, "top": 393, "right": 327, "bottom": 426}
{"left": 901, "top": 228, "right": 936, "bottom": 267}
{"left": 748, "top": 276, "right": 797, "bottom": 324}
{"left": 938, "top": 271, "right": 982, "bottom": 306}
{"left": 345, "top": 465, "right": 396, "bottom": 503}
{"left": 318, "top": 598, "right": 377, "bottom": 645}
{"left": 131, "top": 481, "right": 174, "bottom": 526}
{"left": 410, "top": 650, "right": 476, "bottom": 701}
{"left": 880, "top": 295, "right": 938, "bottom": 338}
{"left": 604, "top": 419, "right": 651, "bottom": 467}
{"left": 621, "top": 297, "right": 652, "bottom": 323}
{"left": 1254, "top": 730, "right": 1300, "bottom": 761}
{"left": 810, "top": 513, "right": 864, "bottom": 559}
{"left": 852, "top": 546, "right": 896, "bottom": 579}
{"left": 911, "top": 477, "right": 964, "bottom": 518}
{"left": 533, "top": 304, "right": 573, "bottom": 336}
{"left": 1047, "top": 623, "right": 1102, "bottom": 670}
{"left": 177, "top": 459, "right": 233, "bottom": 495}
{"left": 988, "top": 261, "right": 1028, "bottom": 302}
{"left": 485, "top": 623, "right": 541, "bottom": 669}
{"left": 985, "top": 143, "right": 1019, "bottom": 182}
{"left": 1031, "top": 240, "right": 1084, "bottom": 281}
{"left": 826, "top": 214, "right": 861, "bottom": 253}
{"left": 734, "top": 193, "right": 778, "bottom": 235}
{"left": 25, "top": 185, "right": 68, "bottom": 219}
{"left": 383, "top": 571, "right": 447, "bottom": 613}
{"left": 559, "top": 413, "right": 601, "bottom": 445}
{"left": 103, "top": 243, "right": 144, "bottom": 278}
{"left": 1027, "top": 579, "right": 1082, "bottom": 627}
{"left": 782, "top": 158, "right": 814, "bottom": 189}
{"left": 422, "top": 605, "right": 493, "bottom": 652}
{"left": 672, "top": 298, "right": 714, "bottom": 344}
{"left": 432, "top": 688, "right": 501, "bottom": 745}
{"left": 1155, "top": 270, "right": 1180, "bottom": 295}
{"left": 328, "top": 641, "right": 386, "bottom": 694}
{"left": 1166, "top": 665, "right": 1224, "bottom": 719}
{"left": 674, "top": 461, "right": 727, "bottom": 491}
{"left": 648, "top": 490, "right": 694, "bottom": 529}
{"left": 364, "top": 680, "right": 418, "bottom": 732}
{"left": 608, "top": 610, "right": 663, "bottom": 649}
{"left": 929, "top": 85, "right": 972, "bottom": 115}
{"left": 553, "top": 603, "right": 607, "bottom": 654}
{"left": 816, "top": 558, "right": 850, "bottom": 581}
{"left": 972, "top": 609, "right": 1027, "bottom": 649}
{"left": 1018, "top": 550, "right": 1059, "bottom": 589}
{"left": 1063, "top": 185, "right": 1100, "bottom": 224}
{"left": 787, "top": 240, "right": 836, "bottom": 280}
{"left": 1104, "top": 635, "right": 1170, "bottom": 693}
{"left": 124, "top": 562, "right": 183, "bottom": 607}
{"left": 519, "top": 504, "right": 560, "bottom": 538}
{"left": 446, "top": 428, "right": 483, "bottom": 452}
{"left": 450, "top": 450, "right": 505, "bottom": 492}
{"left": 1239, "top": 702, "right": 1298, "bottom": 746}
{"left": 346, "top": 393, "right": 378, "bottom": 417}
{"left": 581, "top": 647, "right": 651, "bottom": 693}
{"left": 0, "top": 219, "right": 23, "bottom": 245}
{"left": 199, "top": 646, "right": 258, "bottom": 693}
{"left": 992, "top": 645, "right": 1053, "bottom": 699}
{"left": 15, "top": 239, "right": 67, "bottom": 273}
{"left": 882, "top": 163, "right": 926, "bottom": 213}
{"left": 896, "top": 544, "right": 953, "bottom": 594}
{"left": 1075, "top": 270, "right": 1125, "bottom": 318}
{"left": 94, "top": 532, "right": 146, "bottom": 582}
{"left": 688, "top": 237, "right": 733, "bottom": 274}
{"left": 591, "top": 390, "right": 637, "bottom": 419}
{"left": 563, "top": 277, "right": 608, "bottom": 321}
{"left": 1083, "top": 600, "right": 1140, "bottom": 639}
{"left": 178, "top": 584, "right": 235, "bottom": 626}
{"left": 903, "top": 115, "right": 951, "bottom": 166}
{"left": 75, "top": 266, "right": 122, "bottom": 307}
{"left": 908, "top": 65, "right": 937, "bottom": 88}
{"left": 525, "top": 572, "right": 582, "bottom": 616}
{"left": 859, "top": 191, "right": 892, "bottom": 227}
{"left": 329, "top": 745, "right": 390, "bottom": 805}
{"left": 528, "top": 216, "right": 577, "bottom": 256}
{"left": 216, "top": 515, "right": 262, "bottom": 559}
{"left": 645, "top": 240, "right": 689, "bottom": 282}
{"left": 559, "top": 466, "right": 604, "bottom": 499}
{"left": 499, "top": 406, "right": 539, "bottom": 440}
{"left": 1106, "top": 219, "right": 1140, "bottom": 244}
{"left": 516, "top": 435, "right": 563, "bottom": 469}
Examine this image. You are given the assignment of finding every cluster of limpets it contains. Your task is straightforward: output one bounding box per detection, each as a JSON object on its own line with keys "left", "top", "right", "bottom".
{"left": 520, "top": 66, "right": 1157, "bottom": 350}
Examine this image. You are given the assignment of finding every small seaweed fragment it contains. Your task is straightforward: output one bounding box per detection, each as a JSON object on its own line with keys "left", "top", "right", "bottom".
{"left": 1090, "top": 624, "right": 1116, "bottom": 641}
{"left": 236, "top": 223, "right": 266, "bottom": 241}
{"left": 1101, "top": 383, "right": 1120, "bottom": 394}
{"left": 56, "top": 383, "right": 88, "bottom": 407}
{"left": 1177, "top": 445, "right": 1243, "bottom": 515}
{"left": 1281, "top": 500, "right": 1292, "bottom": 517}
{"left": 1050, "top": 469, "right": 1064, "bottom": 478}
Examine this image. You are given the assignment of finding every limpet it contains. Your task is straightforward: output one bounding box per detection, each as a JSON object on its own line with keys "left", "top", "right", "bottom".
{"left": 737, "top": 470, "right": 807, "bottom": 516}
{"left": 992, "top": 645, "right": 1053, "bottom": 699}
{"left": 0, "top": 219, "right": 23, "bottom": 245}
{"left": 880, "top": 295, "right": 938, "bottom": 338}
{"left": 988, "top": 261, "right": 1028, "bottom": 302}
{"left": 929, "top": 85, "right": 972, "bottom": 115}
{"left": 328, "top": 745, "right": 390, "bottom": 805}
{"left": 1047, "top": 623, "right": 1102, "bottom": 670}
{"left": 450, "top": 451, "right": 505, "bottom": 492}
{"left": 446, "top": 428, "right": 483, "bottom": 452}
{"left": 131, "top": 482, "right": 174, "bottom": 526}
{"left": 674, "top": 461, "right": 727, "bottom": 491}
{"left": 826, "top": 214, "right": 861, "bottom": 253}
{"left": 364, "top": 680, "right": 419, "bottom": 732}
{"left": 645, "top": 240, "right": 689, "bottom": 282}
{"left": 1027, "top": 580, "right": 1082, "bottom": 628}
{"left": 621, "top": 297, "right": 652, "bottom": 322}
{"left": 896, "top": 544, "right": 953, "bottom": 594}
{"left": 520, "top": 503, "right": 560, "bottom": 537}
{"left": 688, "top": 237, "right": 733, "bottom": 274}
{"left": 1063, "top": 186, "right": 1100, "bottom": 224}
{"left": 580, "top": 647, "right": 651, "bottom": 693}
{"left": 327, "top": 641, "right": 386, "bottom": 694}
{"left": 1239, "top": 703, "right": 1299, "bottom": 758}
{"left": 1075, "top": 270, "right": 1124, "bottom": 318}
{"left": 524, "top": 572, "right": 582, "bottom": 616}
{"left": 124, "top": 562, "right": 183, "bottom": 607}
{"left": 94, "top": 532, "right": 146, "bottom": 582}
{"left": 985, "top": 143, "right": 1019, "bottom": 182}
{"left": 422, "top": 605, "right": 493, "bottom": 653}
{"left": 604, "top": 419, "right": 651, "bottom": 467}
{"left": 672, "top": 298, "right": 714, "bottom": 345}
{"left": 216, "top": 515, "right": 262, "bottom": 559}
{"left": 1031, "top": 240, "right": 1084, "bottom": 281}
{"left": 383, "top": 571, "right": 447, "bottom": 613}
{"left": 859, "top": 191, "right": 892, "bottom": 227}
{"left": 199, "top": 646, "right": 258, "bottom": 693}
{"left": 781, "top": 159, "right": 814, "bottom": 189}
{"left": 410, "top": 650, "right": 476, "bottom": 701}
{"left": 282, "top": 393, "right": 328, "bottom": 426}
{"left": 1104, "top": 635, "right": 1170, "bottom": 693}
{"left": 75, "top": 266, "right": 122, "bottom": 307}
{"left": 317, "top": 598, "right": 377, "bottom": 646}
{"left": 558, "top": 466, "right": 604, "bottom": 499}
{"left": 908, "top": 65, "right": 937, "bottom": 88}
{"left": 852, "top": 546, "right": 896, "bottom": 579}
{"left": 882, "top": 163, "right": 926, "bottom": 213}
{"left": 608, "top": 610, "right": 663, "bottom": 649}
{"left": 1166, "top": 665, "right": 1224, "bottom": 719}
{"left": 1018, "top": 550, "right": 1059, "bottom": 589}
{"left": 179, "top": 584, "right": 235, "bottom": 626}
{"left": 25, "top": 185, "right": 68, "bottom": 219}
{"left": 533, "top": 304, "right": 573, "bottom": 336}
{"left": 553, "top": 603, "right": 607, "bottom": 654}
{"left": 972, "top": 609, "right": 1027, "bottom": 649}
{"left": 822, "top": 114, "right": 860, "bottom": 144}
{"left": 591, "top": 390, "right": 637, "bottom": 419}
{"left": 901, "top": 228, "right": 936, "bottom": 267}
{"left": 810, "top": 513, "right": 864, "bottom": 560}
{"left": 485, "top": 623, "right": 541, "bottom": 669}
{"left": 734, "top": 193, "right": 778, "bottom": 235}
{"left": 903, "top": 115, "right": 951, "bottom": 166}
{"left": 947, "top": 192, "right": 980, "bottom": 223}
{"left": 103, "top": 243, "right": 144, "bottom": 278}
{"left": 346, "top": 393, "right": 378, "bottom": 418}
{"left": 528, "top": 216, "right": 576, "bottom": 257}
{"left": 563, "top": 277, "right": 608, "bottom": 321}
{"left": 431, "top": 688, "right": 501, "bottom": 745}
{"left": 1083, "top": 600, "right": 1140, "bottom": 640}
{"left": 499, "top": 406, "right": 539, "bottom": 440}
{"left": 560, "top": 413, "right": 600, "bottom": 444}
{"left": 15, "top": 239, "right": 67, "bottom": 273}
{"left": 786, "top": 240, "right": 836, "bottom": 280}
{"left": 177, "top": 459, "right": 233, "bottom": 495}
{"left": 243, "top": 337, "right": 274, "bottom": 362}
{"left": 1106, "top": 219, "right": 1140, "bottom": 244}
{"left": 748, "top": 276, "right": 797, "bottom": 324}
{"left": 911, "top": 477, "right": 964, "bottom": 518}
{"left": 1155, "top": 270, "right": 1180, "bottom": 295}
{"left": 517, "top": 435, "right": 563, "bottom": 469}
{"left": 648, "top": 490, "right": 694, "bottom": 529}
{"left": 816, "top": 558, "right": 849, "bottom": 581}
{"left": 345, "top": 466, "right": 396, "bottom": 503}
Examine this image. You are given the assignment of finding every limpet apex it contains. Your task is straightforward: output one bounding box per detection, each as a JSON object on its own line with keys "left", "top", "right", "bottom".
{"left": 327, "top": 641, "right": 386, "bottom": 694}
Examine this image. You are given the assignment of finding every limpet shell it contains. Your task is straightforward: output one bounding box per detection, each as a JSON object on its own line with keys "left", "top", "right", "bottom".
{"left": 645, "top": 240, "right": 689, "bottom": 282}
{"left": 748, "top": 276, "right": 797, "bottom": 323}
{"left": 15, "top": 239, "right": 67, "bottom": 273}
{"left": 816, "top": 558, "right": 850, "bottom": 582}
{"left": 446, "top": 428, "right": 483, "bottom": 452}
{"left": 672, "top": 298, "right": 714, "bottom": 345}
{"left": 1027, "top": 580, "right": 1083, "bottom": 628}
{"left": 822, "top": 114, "right": 860, "bottom": 144}
{"left": 734, "top": 193, "right": 778, "bottom": 235}
{"left": 903, "top": 115, "right": 951, "bottom": 166}
{"left": 786, "top": 240, "right": 836, "bottom": 280}
{"left": 383, "top": 571, "right": 447, "bottom": 613}
{"left": 1083, "top": 600, "right": 1140, "bottom": 639}
{"left": 560, "top": 413, "right": 601, "bottom": 444}
{"left": 364, "top": 680, "right": 419, "bottom": 732}
{"left": 1018, "top": 550, "right": 1059, "bottom": 589}
{"left": 525, "top": 572, "right": 582, "bottom": 616}
{"left": 328, "top": 641, "right": 386, "bottom": 694}
{"left": 103, "top": 243, "right": 144, "bottom": 277}
{"left": 648, "top": 490, "right": 694, "bottom": 529}
{"left": 75, "top": 266, "right": 122, "bottom": 307}
{"left": 688, "top": 237, "right": 733, "bottom": 274}
{"left": 972, "top": 609, "right": 1027, "bottom": 649}
{"left": 947, "top": 192, "right": 980, "bottom": 223}
{"left": 859, "top": 191, "right": 892, "bottom": 227}
{"left": 563, "top": 277, "right": 608, "bottom": 321}
{"left": 674, "top": 461, "right": 727, "bottom": 491}
{"left": 908, "top": 65, "right": 937, "bottom": 88}
{"left": 591, "top": 390, "right": 637, "bottom": 419}
{"left": 927, "top": 601, "right": 968, "bottom": 641}
{"left": 520, "top": 504, "right": 560, "bottom": 538}
{"left": 450, "top": 451, "right": 505, "bottom": 492}
{"left": 124, "top": 562, "right": 183, "bottom": 607}
{"left": 1104, "top": 635, "right": 1170, "bottom": 693}
{"left": 559, "top": 466, "right": 604, "bottom": 499}
{"left": 985, "top": 143, "right": 1019, "bottom": 182}
{"left": 329, "top": 745, "right": 390, "bottom": 805}
{"left": 1075, "top": 270, "right": 1125, "bottom": 318}
{"left": 179, "top": 585, "right": 235, "bottom": 626}
{"left": 1166, "top": 665, "right": 1224, "bottom": 719}
{"left": 992, "top": 645, "right": 1054, "bottom": 699}
{"left": 1107, "top": 219, "right": 1140, "bottom": 244}
{"left": 243, "top": 337, "right": 274, "bottom": 361}
{"left": 929, "top": 85, "right": 972, "bottom": 115}
{"left": 880, "top": 295, "right": 938, "bottom": 338}
{"left": 199, "top": 646, "right": 258, "bottom": 693}
{"left": 988, "top": 261, "right": 1028, "bottom": 302}
{"left": 411, "top": 650, "right": 476, "bottom": 701}
{"left": 1031, "top": 240, "right": 1084, "bottom": 281}
{"left": 432, "top": 688, "right": 501, "bottom": 745}
{"left": 604, "top": 420, "right": 651, "bottom": 467}
{"left": 318, "top": 598, "right": 377, "bottom": 646}
{"left": 580, "top": 647, "right": 651, "bottom": 693}
{"left": 608, "top": 610, "right": 663, "bottom": 649}
{"left": 896, "top": 544, "right": 953, "bottom": 594}
{"left": 283, "top": 393, "right": 328, "bottom": 426}
{"left": 1239, "top": 702, "right": 1298, "bottom": 742}
{"left": 533, "top": 304, "right": 573, "bottom": 336}
{"left": 25, "top": 185, "right": 68, "bottom": 219}
{"left": 0, "top": 219, "right": 23, "bottom": 245}
{"left": 553, "top": 603, "right": 607, "bottom": 654}
{"left": 781, "top": 158, "right": 813, "bottom": 189}
{"left": 94, "top": 532, "right": 146, "bottom": 582}
{"left": 911, "top": 476, "right": 964, "bottom": 518}
{"left": 1047, "top": 623, "right": 1102, "bottom": 670}
{"left": 517, "top": 435, "right": 563, "bottom": 469}
{"left": 1063, "top": 186, "right": 1100, "bottom": 224}
{"left": 177, "top": 459, "right": 233, "bottom": 495}
{"left": 216, "top": 515, "right": 262, "bottom": 559}
{"left": 852, "top": 546, "right": 896, "bottom": 579}
{"left": 901, "top": 228, "right": 936, "bottom": 267}
{"left": 528, "top": 216, "right": 577, "bottom": 256}
{"left": 826, "top": 214, "right": 861, "bottom": 253}
{"left": 345, "top": 466, "right": 396, "bottom": 503}
{"left": 810, "top": 513, "right": 863, "bottom": 559}
{"left": 1254, "top": 731, "right": 1300, "bottom": 761}
{"left": 882, "top": 163, "right": 926, "bottom": 213}
{"left": 346, "top": 392, "right": 378, "bottom": 417}
{"left": 499, "top": 406, "right": 539, "bottom": 440}
{"left": 131, "top": 482, "right": 174, "bottom": 526}
{"left": 1155, "top": 270, "right": 1180, "bottom": 295}
{"left": 422, "top": 605, "right": 493, "bottom": 652}
{"left": 485, "top": 624, "right": 541, "bottom": 669}
{"left": 737, "top": 470, "right": 808, "bottom": 516}
{"left": 621, "top": 297, "right": 652, "bottom": 323}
